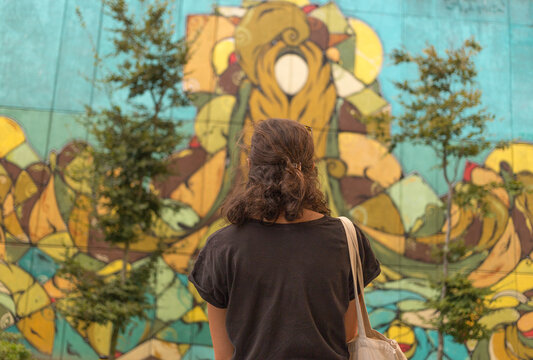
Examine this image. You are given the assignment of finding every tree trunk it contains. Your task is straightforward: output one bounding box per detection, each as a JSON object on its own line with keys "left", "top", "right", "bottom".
{"left": 108, "top": 324, "right": 119, "bottom": 360}
{"left": 121, "top": 241, "right": 130, "bottom": 284}
{"left": 437, "top": 182, "right": 454, "bottom": 360}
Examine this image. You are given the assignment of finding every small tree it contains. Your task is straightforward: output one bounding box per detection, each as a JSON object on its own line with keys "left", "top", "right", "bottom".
{"left": 59, "top": 1, "right": 189, "bottom": 359}
{"left": 372, "top": 39, "right": 501, "bottom": 359}
{"left": 0, "top": 332, "right": 33, "bottom": 360}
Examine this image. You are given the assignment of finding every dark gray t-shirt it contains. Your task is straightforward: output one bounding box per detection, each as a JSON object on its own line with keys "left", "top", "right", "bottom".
{"left": 189, "top": 215, "right": 381, "bottom": 360}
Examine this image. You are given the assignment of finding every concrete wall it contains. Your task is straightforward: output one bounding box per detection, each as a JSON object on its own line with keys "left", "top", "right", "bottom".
{"left": 1, "top": 0, "right": 532, "bottom": 359}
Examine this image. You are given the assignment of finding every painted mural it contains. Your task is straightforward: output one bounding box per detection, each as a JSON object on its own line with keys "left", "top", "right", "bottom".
{"left": 1, "top": 0, "right": 533, "bottom": 359}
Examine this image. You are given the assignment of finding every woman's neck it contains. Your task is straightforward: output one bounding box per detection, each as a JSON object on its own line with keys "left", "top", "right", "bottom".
{"left": 273, "top": 209, "right": 325, "bottom": 224}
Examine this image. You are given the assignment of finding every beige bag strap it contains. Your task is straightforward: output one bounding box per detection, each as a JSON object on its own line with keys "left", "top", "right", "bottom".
{"left": 339, "top": 216, "right": 374, "bottom": 339}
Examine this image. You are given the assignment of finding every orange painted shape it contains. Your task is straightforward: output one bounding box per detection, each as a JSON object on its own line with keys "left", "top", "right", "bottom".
{"left": 163, "top": 227, "right": 207, "bottom": 273}
{"left": 68, "top": 195, "right": 91, "bottom": 251}
{"left": 0, "top": 227, "right": 5, "bottom": 260}
{"left": 470, "top": 167, "right": 508, "bottom": 207}
{"left": 29, "top": 176, "right": 67, "bottom": 242}
{"left": 517, "top": 312, "right": 533, "bottom": 333}
{"left": 43, "top": 278, "right": 67, "bottom": 300}
{"left": 170, "top": 150, "right": 226, "bottom": 217}
{"left": 489, "top": 328, "right": 521, "bottom": 360}
{"left": 468, "top": 219, "right": 521, "bottom": 287}
{"left": 16, "top": 306, "right": 55, "bottom": 355}
{"left": 2, "top": 191, "right": 14, "bottom": 215}
{"left": 183, "top": 15, "right": 235, "bottom": 93}
{"left": 3, "top": 212, "right": 28, "bottom": 242}
{"left": 357, "top": 223, "right": 405, "bottom": 255}
{"left": 0, "top": 170, "right": 12, "bottom": 204}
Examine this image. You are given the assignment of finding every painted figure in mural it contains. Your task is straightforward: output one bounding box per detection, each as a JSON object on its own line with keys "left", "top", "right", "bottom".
{"left": 188, "top": 118, "right": 381, "bottom": 359}
{"left": 1, "top": 0, "right": 533, "bottom": 359}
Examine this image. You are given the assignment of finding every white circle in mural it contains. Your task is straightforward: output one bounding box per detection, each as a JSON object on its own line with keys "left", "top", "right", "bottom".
{"left": 274, "top": 54, "right": 309, "bottom": 95}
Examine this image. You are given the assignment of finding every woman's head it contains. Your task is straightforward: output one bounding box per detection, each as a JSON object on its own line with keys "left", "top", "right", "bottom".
{"left": 222, "top": 118, "right": 330, "bottom": 224}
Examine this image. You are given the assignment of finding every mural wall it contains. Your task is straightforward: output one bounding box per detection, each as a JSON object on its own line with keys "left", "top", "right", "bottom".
{"left": 1, "top": 0, "right": 533, "bottom": 359}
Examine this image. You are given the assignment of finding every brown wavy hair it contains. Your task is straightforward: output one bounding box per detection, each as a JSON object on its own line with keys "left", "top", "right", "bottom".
{"left": 222, "top": 118, "right": 330, "bottom": 225}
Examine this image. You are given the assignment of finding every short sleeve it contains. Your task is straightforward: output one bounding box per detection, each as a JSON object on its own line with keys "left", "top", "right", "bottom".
{"left": 347, "top": 223, "right": 381, "bottom": 300}
{"left": 356, "top": 224, "right": 381, "bottom": 286}
{"left": 188, "top": 234, "right": 229, "bottom": 308}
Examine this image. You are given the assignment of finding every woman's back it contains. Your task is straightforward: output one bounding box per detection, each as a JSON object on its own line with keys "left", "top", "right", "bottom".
{"left": 189, "top": 215, "right": 380, "bottom": 360}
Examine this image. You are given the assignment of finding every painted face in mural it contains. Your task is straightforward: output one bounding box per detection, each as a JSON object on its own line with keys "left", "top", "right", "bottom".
{"left": 1, "top": 1, "right": 533, "bottom": 359}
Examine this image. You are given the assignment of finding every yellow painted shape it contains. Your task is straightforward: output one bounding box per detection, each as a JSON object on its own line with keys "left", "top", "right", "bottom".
{"left": 274, "top": 0, "right": 310, "bottom": 6}
{"left": 485, "top": 143, "right": 533, "bottom": 174}
{"left": 346, "top": 88, "right": 388, "bottom": 116}
{"left": 69, "top": 195, "right": 90, "bottom": 251}
{"left": 87, "top": 322, "right": 113, "bottom": 357}
{"left": 373, "top": 264, "right": 402, "bottom": 283}
{"left": 491, "top": 258, "right": 533, "bottom": 294}
{"left": 487, "top": 296, "right": 520, "bottom": 309}
{"left": 63, "top": 147, "right": 93, "bottom": 195}
{"left": 326, "top": 47, "right": 340, "bottom": 62}
{"left": 420, "top": 207, "right": 474, "bottom": 245}
{"left": 0, "top": 117, "right": 25, "bottom": 157}
{"left": 0, "top": 227, "right": 5, "bottom": 261}
{"left": 338, "top": 132, "right": 401, "bottom": 188}
{"left": 3, "top": 211, "right": 29, "bottom": 242}
{"left": 387, "top": 321, "right": 417, "bottom": 358}
{"left": 401, "top": 309, "right": 435, "bottom": 329}
{"left": 15, "top": 282, "right": 50, "bottom": 317}
{"left": 116, "top": 231, "right": 167, "bottom": 253}
{"left": 386, "top": 321, "right": 415, "bottom": 344}
{"left": 163, "top": 227, "right": 207, "bottom": 273}
{"left": 2, "top": 191, "right": 14, "bottom": 215}
{"left": 477, "top": 194, "right": 508, "bottom": 249}
{"left": 178, "top": 344, "right": 190, "bottom": 355}
{"left": 170, "top": 149, "right": 226, "bottom": 217}
{"left": 517, "top": 311, "right": 533, "bottom": 332}
{"left": 351, "top": 193, "right": 405, "bottom": 235}
{"left": 188, "top": 282, "right": 204, "bottom": 304}
{"left": 490, "top": 328, "right": 521, "bottom": 360}
{"left": 480, "top": 308, "right": 520, "bottom": 330}
{"left": 184, "top": 15, "right": 235, "bottom": 93}
{"left": 38, "top": 231, "right": 77, "bottom": 261}
{"left": 117, "top": 339, "right": 181, "bottom": 360}
{"left": 17, "top": 306, "right": 55, "bottom": 355}
{"left": 96, "top": 259, "right": 131, "bottom": 277}
{"left": 469, "top": 219, "right": 520, "bottom": 287}
{"left": 29, "top": 176, "right": 67, "bottom": 242}
{"left": 195, "top": 96, "right": 236, "bottom": 154}
{"left": 0, "top": 263, "right": 33, "bottom": 294}
{"left": 348, "top": 18, "right": 383, "bottom": 84}
{"left": 182, "top": 306, "right": 208, "bottom": 323}
{"left": 14, "top": 170, "right": 37, "bottom": 205}
{"left": 151, "top": 215, "right": 183, "bottom": 239}
{"left": 506, "top": 325, "right": 533, "bottom": 359}
{"left": 471, "top": 167, "right": 508, "bottom": 207}
{"left": 357, "top": 223, "right": 405, "bottom": 254}
{"left": 0, "top": 168, "right": 12, "bottom": 204}
{"left": 212, "top": 38, "right": 235, "bottom": 75}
